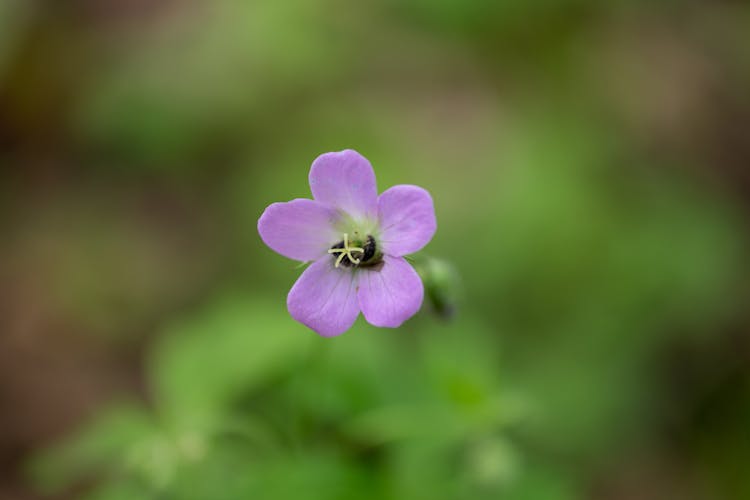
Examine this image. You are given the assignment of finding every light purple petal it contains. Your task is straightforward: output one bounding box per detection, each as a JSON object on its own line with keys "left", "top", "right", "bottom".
{"left": 258, "top": 199, "right": 340, "bottom": 262}
{"left": 309, "top": 150, "right": 378, "bottom": 220}
{"left": 377, "top": 185, "right": 437, "bottom": 257}
{"left": 287, "top": 258, "right": 360, "bottom": 337}
{"left": 358, "top": 255, "right": 424, "bottom": 328}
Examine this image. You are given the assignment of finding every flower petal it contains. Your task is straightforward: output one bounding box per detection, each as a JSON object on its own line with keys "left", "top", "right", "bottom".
{"left": 258, "top": 199, "right": 340, "bottom": 262}
{"left": 287, "top": 258, "right": 360, "bottom": 337}
{"left": 309, "top": 150, "right": 378, "bottom": 220}
{"left": 358, "top": 255, "right": 424, "bottom": 328}
{"left": 377, "top": 185, "right": 436, "bottom": 256}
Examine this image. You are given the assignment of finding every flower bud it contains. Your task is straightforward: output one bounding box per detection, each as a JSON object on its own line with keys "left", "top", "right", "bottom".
{"left": 413, "top": 257, "right": 461, "bottom": 319}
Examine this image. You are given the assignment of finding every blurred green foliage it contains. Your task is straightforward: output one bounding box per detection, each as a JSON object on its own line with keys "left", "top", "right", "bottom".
{"left": 29, "top": 299, "right": 525, "bottom": 499}
{"left": 2, "top": 0, "right": 749, "bottom": 499}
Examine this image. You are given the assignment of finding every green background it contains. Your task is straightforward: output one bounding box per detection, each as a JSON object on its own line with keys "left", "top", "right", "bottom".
{"left": 1, "top": 0, "right": 749, "bottom": 499}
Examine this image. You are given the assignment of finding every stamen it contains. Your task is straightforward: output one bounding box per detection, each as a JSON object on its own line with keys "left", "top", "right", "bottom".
{"left": 335, "top": 252, "right": 346, "bottom": 268}
{"left": 327, "top": 233, "right": 364, "bottom": 268}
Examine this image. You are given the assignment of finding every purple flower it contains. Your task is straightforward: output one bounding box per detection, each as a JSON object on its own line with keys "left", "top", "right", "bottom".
{"left": 258, "top": 150, "right": 437, "bottom": 337}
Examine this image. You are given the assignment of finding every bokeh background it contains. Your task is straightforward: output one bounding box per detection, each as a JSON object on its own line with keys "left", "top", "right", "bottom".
{"left": 2, "top": 0, "right": 750, "bottom": 499}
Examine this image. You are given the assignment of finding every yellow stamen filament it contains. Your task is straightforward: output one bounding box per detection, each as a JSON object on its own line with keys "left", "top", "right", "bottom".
{"left": 327, "top": 233, "right": 364, "bottom": 268}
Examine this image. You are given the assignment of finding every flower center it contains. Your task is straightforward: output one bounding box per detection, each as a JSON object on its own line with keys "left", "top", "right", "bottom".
{"left": 328, "top": 233, "right": 380, "bottom": 268}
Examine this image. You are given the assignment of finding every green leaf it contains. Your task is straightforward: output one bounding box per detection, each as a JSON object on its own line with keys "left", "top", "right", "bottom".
{"left": 149, "top": 294, "right": 312, "bottom": 427}
{"left": 26, "top": 402, "right": 155, "bottom": 494}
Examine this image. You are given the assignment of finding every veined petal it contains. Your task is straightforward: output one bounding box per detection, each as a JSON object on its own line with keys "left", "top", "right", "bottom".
{"left": 309, "top": 150, "right": 378, "bottom": 220}
{"left": 358, "top": 255, "right": 424, "bottom": 328}
{"left": 377, "top": 185, "right": 436, "bottom": 257}
{"left": 287, "top": 258, "right": 360, "bottom": 337}
{"left": 258, "top": 199, "right": 340, "bottom": 262}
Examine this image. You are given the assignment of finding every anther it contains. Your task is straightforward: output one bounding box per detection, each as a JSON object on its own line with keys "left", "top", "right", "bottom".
{"left": 327, "top": 233, "right": 365, "bottom": 268}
